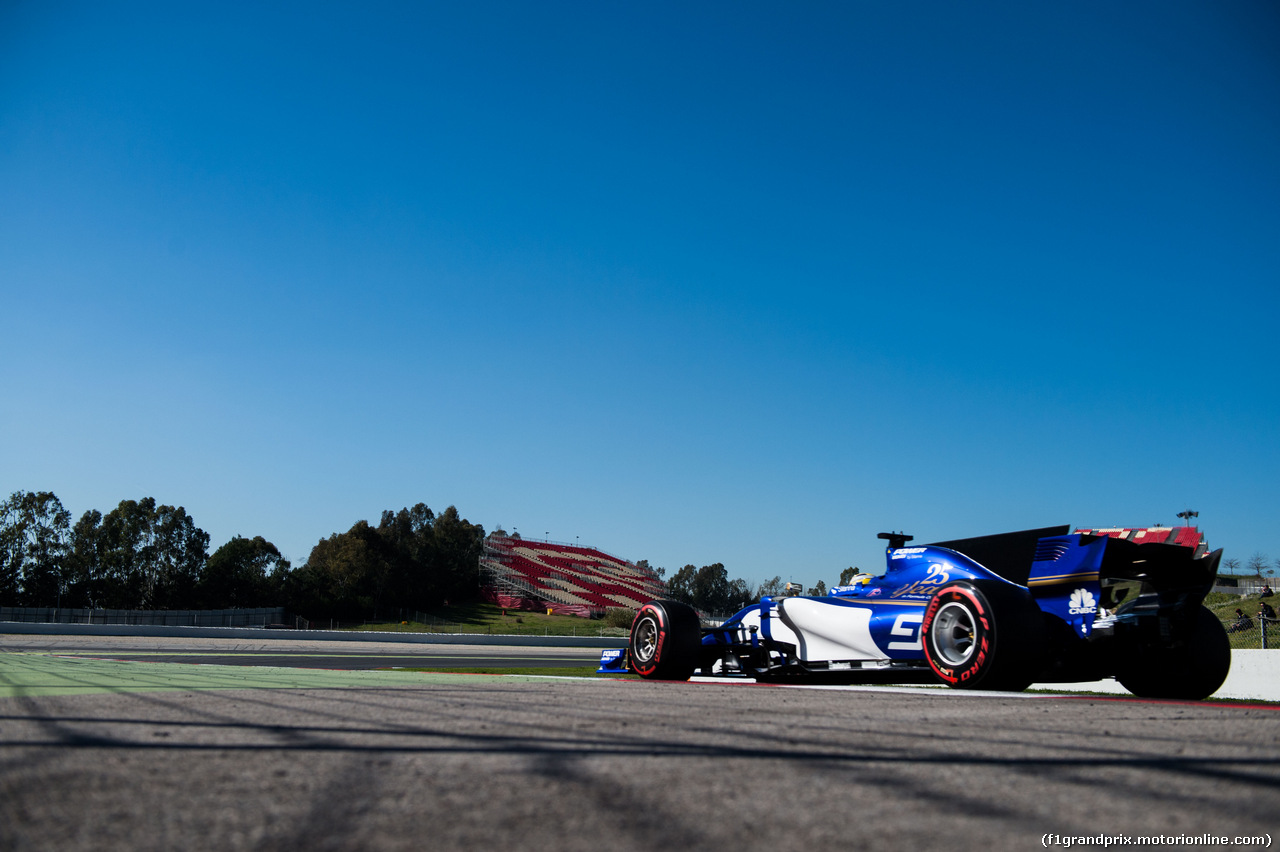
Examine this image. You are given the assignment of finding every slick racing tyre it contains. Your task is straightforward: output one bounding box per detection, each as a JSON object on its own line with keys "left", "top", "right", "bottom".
{"left": 629, "top": 600, "right": 702, "bottom": 681}
{"left": 921, "top": 580, "right": 1044, "bottom": 691}
{"left": 1115, "top": 606, "right": 1231, "bottom": 700}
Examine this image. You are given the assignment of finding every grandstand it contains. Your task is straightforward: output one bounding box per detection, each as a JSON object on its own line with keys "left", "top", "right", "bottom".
{"left": 1073, "top": 525, "right": 1208, "bottom": 557}
{"left": 480, "top": 535, "right": 666, "bottom": 616}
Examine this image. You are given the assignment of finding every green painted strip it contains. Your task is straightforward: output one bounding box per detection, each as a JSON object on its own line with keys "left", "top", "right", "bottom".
{"left": 55, "top": 652, "right": 575, "bottom": 660}
{"left": 0, "top": 652, "right": 495, "bottom": 698}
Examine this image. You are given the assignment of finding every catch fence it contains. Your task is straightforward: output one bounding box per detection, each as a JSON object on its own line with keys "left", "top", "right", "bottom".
{"left": 1223, "top": 614, "right": 1279, "bottom": 650}
{"left": 0, "top": 606, "right": 300, "bottom": 628}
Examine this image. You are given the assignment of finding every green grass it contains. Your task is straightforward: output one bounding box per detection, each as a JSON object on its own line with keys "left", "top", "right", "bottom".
{"left": 347, "top": 601, "right": 632, "bottom": 637}
{"left": 1203, "top": 591, "right": 1276, "bottom": 650}
{"left": 1205, "top": 590, "right": 1264, "bottom": 615}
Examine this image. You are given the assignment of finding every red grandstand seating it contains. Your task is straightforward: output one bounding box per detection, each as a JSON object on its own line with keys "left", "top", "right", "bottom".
{"left": 1074, "top": 528, "right": 1131, "bottom": 540}
{"left": 1074, "top": 526, "right": 1204, "bottom": 553}
{"left": 480, "top": 536, "right": 666, "bottom": 616}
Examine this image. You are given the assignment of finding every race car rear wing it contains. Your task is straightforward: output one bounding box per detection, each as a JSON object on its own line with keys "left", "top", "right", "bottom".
{"left": 928, "top": 525, "right": 1219, "bottom": 594}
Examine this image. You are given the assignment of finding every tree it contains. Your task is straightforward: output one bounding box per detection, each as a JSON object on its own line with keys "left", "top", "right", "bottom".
{"left": 755, "top": 575, "right": 784, "bottom": 600}
{"left": 0, "top": 491, "right": 72, "bottom": 605}
{"left": 655, "top": 563, "right": 752, "bottom": 613}
{"left": 104, "top": 498, "right": 152, "bottom": 607}
{"left": 0, "top": 492, "right": 211, "bottom": 609}
{"left": 64, "top": 509, "right": 105, "bottom": 607}
{"left": 376, "top": 504, "right": 435, "bottom": 607}
{"left": 665, "top": 565, "right": 698, "bottom": 606}
{"left": 690, "top": 563, "right": 732, "bottom": 614}
{"left": 291, "top": 503, "right": 486, "bottom": 620}
{"left": 199, "top": 536, "right": 289, "bottom": 608}
{"left": 0, "top": 508, "right": 19, "bottom": 602}
{"left": 150, "top": 504, "right": 210, "bottom": 609}
{"left": 808, "top": 580, "right": 827, "bottom": 597}
{"left": 428, "top": 506, "right": 485, "bottom": 605}
{"left": 635, "top": 559, "right": 666, "bottom": 582}
{"left": 95, "top": 498, "right": 159, "bottom": 608}
{"left": 1247, "top": 553, "right": 1269, "bottom": 578}
{"left": 67, "top": 498, "right": 210, "bottom": 610}
{"left": 297, "top": 521, "right": 389, "bottom": 619}
{"left": 839, "top": 567, "right": 861, "bottom": 586}
{"left": 726, "top": 578, "right": 752, "bottom": 612}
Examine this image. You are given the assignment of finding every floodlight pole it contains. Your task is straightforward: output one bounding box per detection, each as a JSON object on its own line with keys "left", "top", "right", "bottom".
{"left": 1177, "top": 509, "right": 1199, "bottom": 527}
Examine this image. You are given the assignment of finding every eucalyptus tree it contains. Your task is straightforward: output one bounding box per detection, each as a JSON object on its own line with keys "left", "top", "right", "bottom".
{"left": 663, "top": 563, "right": 751, "bottom": 614}
{"left": 66, "top": 498, "right": 208, "bottom": 609}
{"left": 0, "top": 491, "right": 72, "bottom": 605}
{"left": 665, "top": 564, "right": 697, "bottom": 605}
{"left": 429, "top": 505, "right": 485, "bottom": 605}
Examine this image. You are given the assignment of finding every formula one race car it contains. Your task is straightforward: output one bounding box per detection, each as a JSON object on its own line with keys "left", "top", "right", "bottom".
{"left": 602, "top": 526, "right": 1231, "bottom": 700}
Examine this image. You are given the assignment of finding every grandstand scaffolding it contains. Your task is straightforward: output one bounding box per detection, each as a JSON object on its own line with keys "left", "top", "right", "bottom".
{"left": 480, "top": 535, "right": 665, "bottom": 617}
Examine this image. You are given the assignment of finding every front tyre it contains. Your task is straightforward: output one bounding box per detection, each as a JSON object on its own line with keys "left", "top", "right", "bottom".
{"left": 629, "top": 600, "right": 702, "bottom": 681}
{"left": 921, "top": 580, "right": 1044, "bottom": 691}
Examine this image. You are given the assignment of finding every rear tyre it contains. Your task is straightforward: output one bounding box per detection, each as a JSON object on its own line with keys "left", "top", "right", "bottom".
{"left": 629, "top": 600, "right": 702, "bottom": 680}
{"left": 921, "top": 580, "right": 1044, "bottom": 691}
{"left": 1116, "top": 606, "right": 1231, "bottom": 700}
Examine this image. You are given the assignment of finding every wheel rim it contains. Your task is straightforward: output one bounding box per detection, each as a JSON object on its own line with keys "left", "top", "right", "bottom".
{"left": 633, "top": 615, "right": 659, "bottom": 663}
{"left": 932, "top": 601, "right": 976, "bottom": 666}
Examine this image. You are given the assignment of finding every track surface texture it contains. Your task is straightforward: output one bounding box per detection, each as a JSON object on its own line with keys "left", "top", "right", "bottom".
{"left": 0, "top": 633, "right": 602, "bottom": 671}
{"left": 2, "top": 641, "right": 1278, "bottom": 851}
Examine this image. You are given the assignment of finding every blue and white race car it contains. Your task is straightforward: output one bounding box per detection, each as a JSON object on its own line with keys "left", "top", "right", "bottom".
{"left": 604, "top": 526, "right": 1230, "bottom": 700}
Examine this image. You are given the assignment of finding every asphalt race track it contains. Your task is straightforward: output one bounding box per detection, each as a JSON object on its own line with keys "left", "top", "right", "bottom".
{"left": 1, "top": 635, "right": 1278, "bottom": 851}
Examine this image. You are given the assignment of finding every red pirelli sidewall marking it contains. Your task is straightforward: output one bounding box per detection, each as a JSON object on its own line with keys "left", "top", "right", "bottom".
{"left": 923, "top": 585, "right": 992, "bottom": 685}
{"left": 632, "top": 604, "right": 668, "bottom": 677}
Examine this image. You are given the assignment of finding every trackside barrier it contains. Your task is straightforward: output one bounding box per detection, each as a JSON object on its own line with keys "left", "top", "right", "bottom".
{"left": 0, "top": 606, "right": 288, "bottom": 627}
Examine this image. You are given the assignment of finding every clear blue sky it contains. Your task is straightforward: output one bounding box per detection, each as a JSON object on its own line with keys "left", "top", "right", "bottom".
{"left": 3, "top": 1, "right": 1278, "bottom": 586}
